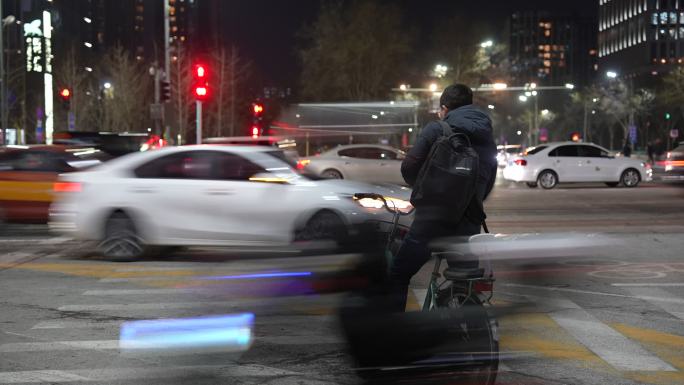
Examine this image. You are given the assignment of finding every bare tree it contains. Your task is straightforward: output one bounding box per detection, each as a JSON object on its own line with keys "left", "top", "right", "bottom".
{"left": 299, "top": 0, "right": 412, "bottom": 101}
{"left": 206, "top": 45, "right": 251, "bottom": 137}
{"left": 169, "top": 44, "right": 195, "bottom": 143}
{"left": 430, "top": 16, "right": 507, "bottom": 87}
{"left": 53, "top": 46, "right": 97, "bottom": 131}
{"left": 99, "top": 46, "right": 152, "bottom": 133}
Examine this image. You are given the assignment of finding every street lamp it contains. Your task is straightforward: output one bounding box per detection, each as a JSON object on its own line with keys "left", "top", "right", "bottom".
{"left": 492, "top": 82, "right": 507, "bottom": 90}
{"left": 399, "top": 84, "right": 408, "bottom": 91}
{"left": 428, "top": 83, "right": 438, "bottom": 92}
{"left": 103, "top": 82, "right": 112, "bottom": 89}
{"left": 541, "top": 109, "right": 550, "bottom": 116}
{"left": 565, "top": 83, "right": 575, "bottom": 89}
{"left": 606, "top": 71, "right": 618, "bottom": 79}
{"left": 488, "top": 104, "right": 495, "bottom": 110}
{"left": 480, "top": 40, "right": 493, "bottom": 48}
{"left": 434, "top": 64, "right": 448, "bottom": 78}
{"left": 518, "top": 95, "right": 528, "bottom": 102}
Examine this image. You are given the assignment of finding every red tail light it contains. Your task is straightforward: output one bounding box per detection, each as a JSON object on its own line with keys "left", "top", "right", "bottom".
{"left": 296, "top": 159, "right": 311, "bottom": 170}
{"left": 53, "top": 182, "right": 82, "bottom": 193}
{"left": 514, "top": 159, "right": 527, "bottom": 166}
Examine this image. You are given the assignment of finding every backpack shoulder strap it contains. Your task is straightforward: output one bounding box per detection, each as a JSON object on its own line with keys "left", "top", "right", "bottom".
{"left": 437, "top": 120, "right": 453, "bottom": 137}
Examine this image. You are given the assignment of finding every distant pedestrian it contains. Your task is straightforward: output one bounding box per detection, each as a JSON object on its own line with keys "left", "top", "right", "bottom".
{"left": 622, "top": 140, "right": 632, "bottom": 157}
{"left": 647, "top": 141, "right": 655, "bottom": 165}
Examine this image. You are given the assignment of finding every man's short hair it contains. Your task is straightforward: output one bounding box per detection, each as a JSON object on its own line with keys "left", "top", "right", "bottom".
{"left": 440, "top": 84, "right": 473, "bottom": 110}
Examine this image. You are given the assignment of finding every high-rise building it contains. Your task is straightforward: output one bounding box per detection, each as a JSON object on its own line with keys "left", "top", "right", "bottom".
{"left": 598, "top": 0, "right": 684, "bottom": 77}
{"left": 509, "top": 11, "right": 598, "bottom": 87}
{"left": 53, "top": 0, "right": 196, "bottom": 69}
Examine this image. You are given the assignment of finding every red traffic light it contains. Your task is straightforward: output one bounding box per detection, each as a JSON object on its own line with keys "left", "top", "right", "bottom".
{"left": 194, "top": 85, "right": 209, "bottom": 101}
{"left": 253, "top": 104, "right": 264, "bottom": 115}
{"left": 59, "top": 88, "right": 71, "bottom": 99}
{"left": 194, "top": 64, "right": 207, "bottom": 79}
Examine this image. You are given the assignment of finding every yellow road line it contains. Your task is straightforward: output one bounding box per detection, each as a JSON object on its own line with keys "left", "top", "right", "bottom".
{"left": 499, "top": 313, "right": 606, "bottom": 366}
{"left": 612, "top": 323, "right": 684, "bottom": 382}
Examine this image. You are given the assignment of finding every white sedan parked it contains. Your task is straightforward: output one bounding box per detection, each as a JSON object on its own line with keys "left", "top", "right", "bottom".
{"left": 49, "top": 145, "right": 413, "bottom": 260}
{"left": 503, "top": 142, "right": 652, "bottom": 189}
{"left": 302, "top": 144, "right": 406, "bottom": 185}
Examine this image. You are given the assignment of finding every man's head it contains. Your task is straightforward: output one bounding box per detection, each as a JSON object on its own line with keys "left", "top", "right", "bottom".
{"left": 438, "top": 84, "right": 473, "bottom": 118}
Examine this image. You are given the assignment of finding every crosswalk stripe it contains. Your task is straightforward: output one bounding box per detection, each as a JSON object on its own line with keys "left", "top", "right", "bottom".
{"left": 0, "top": 370, "right": 89, "bottom": 383}
{"left": 0, "top": 333, "right": 343, "bottom": 354}
{"left": 0, "top": 365, "right": 301, "bottom": 384}
{"left": 0, "top": 340, "right": 118, "bottom": 353}
{"left": 503, "top": 283, "right": 684, "bottom": 305}
{"left": 546, "top": 297, "right": 676, "bottom": 371}
{"left": 58, "top": 301, "right": 233, "bottom": 312}
{"left": 613, "top": 283, "right": 684, "bottom": 287}
{"left": 31, "top": 320, "right": 122, "bottom": 329}
{"left": 82, "top": 288, "right": 197, "bottom": 296}
{"left": 32, "top": 315, "right": 335, "bottom": 330}
{"left": 623, "top": 287, "right": 684, "bottom": 320}
{"left": 98, "top": 276, "right": 190, "bottom": 283}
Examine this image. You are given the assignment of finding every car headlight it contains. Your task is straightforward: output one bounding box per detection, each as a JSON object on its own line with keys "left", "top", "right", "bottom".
{"left": 354, "top": 196, "right": 413, "bottom": 211}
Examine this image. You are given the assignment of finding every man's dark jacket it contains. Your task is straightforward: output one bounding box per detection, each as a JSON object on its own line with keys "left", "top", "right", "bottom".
{"left": 401, "top": 104, "right": 497, "bottom": 228}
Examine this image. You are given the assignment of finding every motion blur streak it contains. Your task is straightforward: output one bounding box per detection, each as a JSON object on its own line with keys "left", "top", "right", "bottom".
{"left": 119, "top": 313, "right": 253, "bottom": 354}
{"left": 200, "top": 271, "right": 312, "bottom": 280}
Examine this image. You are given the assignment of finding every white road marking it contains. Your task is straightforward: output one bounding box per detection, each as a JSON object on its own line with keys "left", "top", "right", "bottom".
{"left": 0, "top": 365, "right": 300, "bottom": 383}
{"left": 98, "top": 276, "right": 192, "bottom": 283}
{"left": 32, "top": 315, "right": 335, "bottom": 330}
{"left": 547, "top": 297, "right": 676, "bottom": 371}
{"left": 82, "top": 288, "right": 197, "bottom": 296}
{"left": 612, "top": 283, "right": 684, "bottom": 287}
{"left": 0, "top": 370, "right": 89, "bottom": 383}
{"left": 58, "top": 301, "right": 242, "bottom": 312}
{"left": 503, "top": 283, "right": 684, "bottom": 305}
{"left": 113, "top": 267, "right": 194, "bottom": 272}
{"left": 31, "top": 320, "right": 123, "bottom": 329}
{"left": 622, "top": 287, "right": 684, "bottom": 320}
{"left": 258, "top": 336, "right": 344, "bottom": 345}
{"left": 0, "top": 253, "right": 32, "bottom": 264}
{"left": 0, "top": 340, "right": 119, "bottom": 353}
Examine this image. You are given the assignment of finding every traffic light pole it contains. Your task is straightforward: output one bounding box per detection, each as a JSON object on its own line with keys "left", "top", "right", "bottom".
{"left": 196, "top": 100, "right": 202, "bottom": 144}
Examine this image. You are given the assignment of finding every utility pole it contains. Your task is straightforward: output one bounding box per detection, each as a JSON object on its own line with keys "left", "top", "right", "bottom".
{"left": 163, "top": 0, "right": 170, "bottom": 141}
{"left": 196, "top": 100, "right": 202, "bottom": 144}
{"left": 0, "top": 0, "right": 6, "bottom": 145}
{"left": 583, "top": 101, "right": 589, "bottom": 142}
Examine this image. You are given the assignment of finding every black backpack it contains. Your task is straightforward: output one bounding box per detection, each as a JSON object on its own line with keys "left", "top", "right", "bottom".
{"left": 410, "top": 121, "right": 480, "bottom": 222}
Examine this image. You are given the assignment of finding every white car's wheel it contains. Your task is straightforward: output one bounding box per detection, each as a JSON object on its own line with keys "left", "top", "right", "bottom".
{"left": 538, "top": 170, "right": 558, "bottom": 189}
{"left": 295, "top": 210, "right": 347, "bottom": 252}
{"left": 621, "top": 168, "right": 640, "bottom": 187}
{"left": 321, "top": 169, "right": 343, "bottom": 179}
{"left": 100, "top": 212, "right": 145, "bottom": 262}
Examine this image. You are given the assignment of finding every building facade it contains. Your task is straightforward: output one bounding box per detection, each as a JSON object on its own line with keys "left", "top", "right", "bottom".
{"left": 509, "top": 11, "right": 598, "bottom": 87}
{"left": 598, "top": 0, "right": 684, "bottom": 77}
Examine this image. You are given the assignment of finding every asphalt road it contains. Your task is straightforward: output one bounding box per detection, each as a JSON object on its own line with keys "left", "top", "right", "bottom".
{"left": 1, "top": 179, "right": 683, "bottom": 385}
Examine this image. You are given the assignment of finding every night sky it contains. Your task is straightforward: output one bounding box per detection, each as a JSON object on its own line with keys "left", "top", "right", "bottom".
{"left": 223, "top": 0, "right": 599, "bottom": 88}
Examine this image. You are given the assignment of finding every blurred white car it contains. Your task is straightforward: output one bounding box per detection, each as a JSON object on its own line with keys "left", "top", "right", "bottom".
{"left": 301, "top": 144, "right": 406, "bottom": 185}
{"left": 49, "top": 146, "right": 413, "bottom": 260}
{"left": 502, "top": 142, "right": 652, "bottom": 189}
